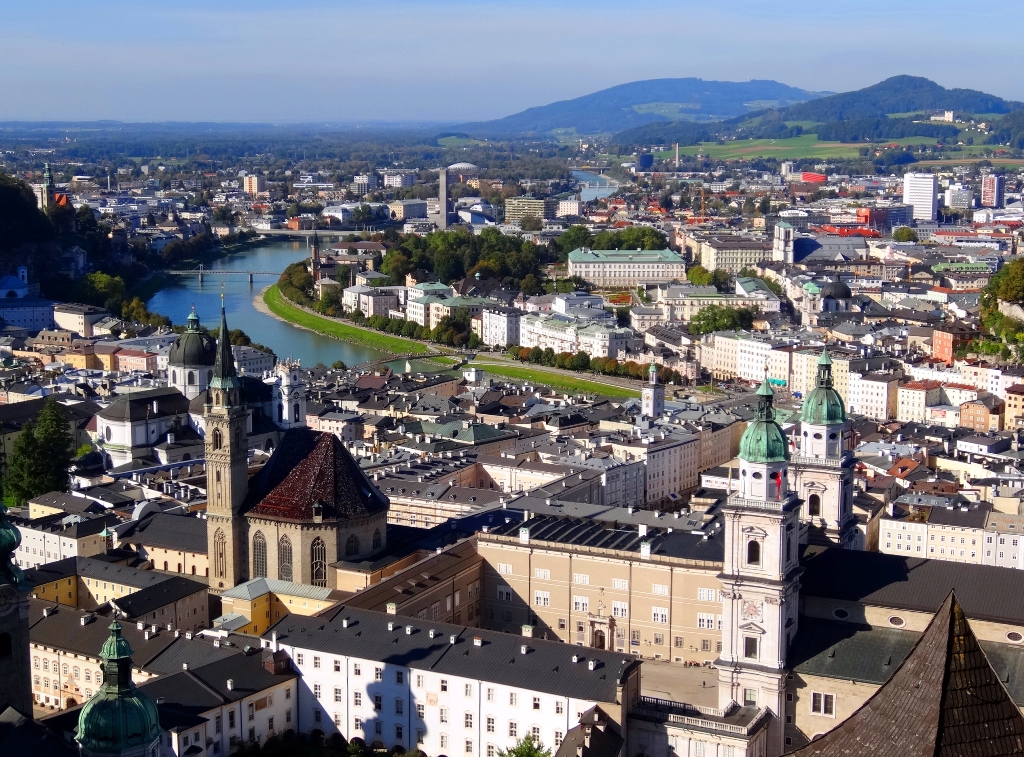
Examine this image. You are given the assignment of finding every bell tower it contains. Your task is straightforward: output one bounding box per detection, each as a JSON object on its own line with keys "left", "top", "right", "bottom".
{"left": 0, "top": 501, "right": 31, "bottom": 715}
{"left": 791, "top": 349, "right": 858, "bottom": 548}
{"left": 718, "top": 377, "right": 800, "bottom": 757}
{"left": 205, "top": 296, "right": 249, "bottom": 591}
{"left": 641, "top": 360, "right": 665, "bottom": 419}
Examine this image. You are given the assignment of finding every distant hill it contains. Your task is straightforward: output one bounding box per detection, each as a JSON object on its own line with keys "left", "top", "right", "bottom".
{"left": 780, "top": 75, "right": 1021, "bottom": 121}
{"left": 455, "top": 78, "right": 826, "bottom": 136}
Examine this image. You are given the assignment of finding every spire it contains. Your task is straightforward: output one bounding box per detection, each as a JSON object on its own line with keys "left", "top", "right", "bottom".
{"left": 755, "top": 375, "right": 775, "bottom": 423}
{"left": 210, "top": 293, "right": 240, "bottom": 393}
{"left": 815, "top": 347, "right": 834, "bottom": 389}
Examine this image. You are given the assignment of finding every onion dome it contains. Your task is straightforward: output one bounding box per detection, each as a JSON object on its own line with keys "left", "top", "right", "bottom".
{"left": 0, "top": 502, "right": 29, "bottom": 591}
{"left": 738, "top": 377, "right": 790, "bottom": 463}
{"left": 167, "top": 306, "right": 216, "bottom": 367}
{"left": 77, "top": 622, "right": 161, "bottom": 756}
{"left": 801, "top": 349, "right": 846, "bottom": 425}
{"left": 819, "top": 280, "right": 852, "bottom": 299}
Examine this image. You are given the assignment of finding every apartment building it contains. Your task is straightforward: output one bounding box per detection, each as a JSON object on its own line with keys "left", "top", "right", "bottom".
{"left": 736, "top": 340, "right": 793, "bottom": 387}
{"left": 388, "top": 199, "right": 428, "bottom": 220}
{"left": 263, "top": 604, "right": 640, "bottom": 757}
{"left": 932, "top": 323, "right": 983, "bottom": 364}
{"left": 982, "top": 510, "right": 1024, "bottom": 569}
{"left": 383, "top": 172, "right": 417, "bottom": 188}
{"left": 505, "top": 197, "right": 558, "bottom": 223}
{"left": 699, "top": 331, "right": 745, "bottom": 380}
{"left": 244, "top": 174, "right": 267, "bottom": 196}
{"left": 981, "top": 174, "right": 1005, "bottom": 208}
{"left": 1006, "top": 385, "right": 1024, "bottom": 426}
{"left": 519, "top": 313, "right": 633, "bottom": 359}
{"left": 901, "top": 173, "right": 938, "bottom": 221}
{"left": 557, "top": 200, "right": 585, "bottom": 218}
{"left": 12, "top": 513, "right": 116, "bottom": 569}
{"left": 878, "top": 496, "right": 990, "bottom": 565}
{"left": 697, "top": 236, "right": 772, "bottom": 273}
{"left": 847, "top": 372, "right": 901, "bottom": 420}
{"left": 479, "top": 513, "right": 726, "bottom": 663}
{"left": 567, "top": 248, "right": 687, "bottom": 287}
{"left": 960, "top": 395, "right": 1004, "bottom": 432}
{"left": 896, "top": 380, "right": 943, "bottom": 422}
{"left": 359, "top": 290, "right": 400, "bottom": 319}
{"left": 481, "top": 307, "right": 522, "bottom": 348}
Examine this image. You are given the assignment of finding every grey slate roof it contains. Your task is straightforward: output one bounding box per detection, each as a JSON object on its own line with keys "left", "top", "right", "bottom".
{"left": 265, "top": 605, "right": 639, "bottom": 703}
{"left": 110, "top": 575, "right": 207, "bottom": 618}
{"left": 124, "top": 512, "right": 209, "bottom": 554}
{"left": 26, "top": 556, "right": 173, "bottom": 590}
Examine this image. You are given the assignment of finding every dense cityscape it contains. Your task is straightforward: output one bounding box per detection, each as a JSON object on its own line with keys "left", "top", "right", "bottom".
{"left": 2, "top": 10, "right": 1024, "bottom": 756}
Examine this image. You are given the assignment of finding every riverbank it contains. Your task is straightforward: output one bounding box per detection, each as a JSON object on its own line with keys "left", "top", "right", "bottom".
{"left": 260, "top": 285, "right": 432, "bottom": 356}
{"left": 470, "top": 360, "right": 640, "bottom": 398}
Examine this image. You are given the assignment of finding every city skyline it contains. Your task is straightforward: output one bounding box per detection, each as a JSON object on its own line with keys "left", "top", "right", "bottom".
{"left": 2, "top": 0, "right": 1022, "bottom": 122}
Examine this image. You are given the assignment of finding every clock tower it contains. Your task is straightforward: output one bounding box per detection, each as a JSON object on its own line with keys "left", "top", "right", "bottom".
{"left": 0, "top": 499, "right": 31, "bottom": 714}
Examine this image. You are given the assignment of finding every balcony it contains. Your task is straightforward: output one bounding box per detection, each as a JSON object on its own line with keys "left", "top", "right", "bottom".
{"left": 630, "top": 696, "right": 770, "bottom": 737}
{"left": 790, "top": 454, "right": 845, "bottom": 469}
{"left": 726, "top": 494, "right": 788, "bottom": 511}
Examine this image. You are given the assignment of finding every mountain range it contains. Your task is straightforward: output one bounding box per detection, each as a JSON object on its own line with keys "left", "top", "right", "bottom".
{"left": 455, "top": 75, "right": 1022, "bottom": 142}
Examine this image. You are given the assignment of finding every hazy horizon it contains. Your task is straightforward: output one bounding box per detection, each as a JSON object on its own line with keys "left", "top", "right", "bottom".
{"left": 3, "top": 1, "right": 1022, "bottom": 123}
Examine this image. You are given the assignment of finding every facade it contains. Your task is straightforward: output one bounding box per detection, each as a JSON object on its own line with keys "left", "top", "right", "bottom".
{"left": 389, "top": 199, "right": 428, "bottom": 220}
{"left": 244, "top": 175, "right": 267, "bottom": 196}
{"left": 902, "top": 172, "right": 938, "bottom": 221}
{"left": 641, "top": 363, "right": 665, "bottom": 419}
{"left": 167, "top": 307, "right": 217, "bottom": 400}
{"left": 519, "top": 314, "right": 633, "bottom": 359}
{"left": 981, "top": 174, "right": 1005, "bottom": 208}
{"left": 481, "top": 307, "right": 522, "bottom": 348}
{"left": 568, "top": 248, "right": 687, "bottom": 288}
{"left": 233, "top": 345, "right": 275, "bottom": 376}
{"left": 698, "top": 236, "right": 772, "bottom": 273}
{"left": 359, "top": 290, "right": 400, "bottom": 319}
{"left": 505, "top": 197, "right": 558, "bottom": 224}
{"left": 557, "top": 200, "right": 585, "bottom": 218}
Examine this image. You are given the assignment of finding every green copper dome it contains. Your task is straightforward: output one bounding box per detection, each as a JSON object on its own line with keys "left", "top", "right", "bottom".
{"left": 0, "top": 501, "right": 29, "bottom": 591}
{"left": 77, "top": 622, "right": 161, "bottom": 756}
{"left": 739, "top": 378, "right": 790, "bottom": 463}
{"left": 801, "top": 349, "right": 846, "bottom": 426}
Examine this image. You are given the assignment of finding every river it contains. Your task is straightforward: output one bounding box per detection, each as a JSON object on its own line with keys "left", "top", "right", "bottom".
{"left": 146, "top": 241, "right": 388, "bottom": 367}
{"left": 572, "top": 170, "right": 619, "bottom": 201}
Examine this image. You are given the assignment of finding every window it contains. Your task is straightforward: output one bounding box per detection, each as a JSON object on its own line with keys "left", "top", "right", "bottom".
{"left": 486, "top": 688, "right": 495, "bottom": 702}
{"left": 311, "top": 537, "right": 327, "bottom": 587}
{"left": 531, "top": 727, "right": 541, "bottom": 740}
{"left": 334, "top": 687, "right": 343, "bottom": 703}
{"left": 417, "top": 703, "right": 425, "bottom": 719}
{"left": 555, "top": 732, "right": 564, "bottom": 747}
{"left": 441, "top": 736, "right": 449, "bottom": 749}
{"left": 488, "top": 745, "right": 495, "bottom": 757}
{"left": 652, "top": 583, "right": 669, "bottom": 596}
{"left": 744, "top": 637, "right": 758, "bottom": 660}
{"left": 698, "top": 588, "right": 716, "bottom": 601}
{"left": 296, "top": 654, "right": 304, "bottom": 666}
{"left": 354, "top": 718, "right": 362, "bottom": 730}
{"left": 374, "top": 667, "right": 383, "bottom": 681}
{"left": 334, "top": 660, "right": 341, "bottom": 672}
{"left": 509, "top": 722, "right": 518, "bottom": 738}
{"left": 497, "top": 563, "right": 513, "bottom": 575}
{"left": 465, "top": 683, "right": 473, "bottom": 697}
{"left": 510, "top": 693, "right": 518, "bottom": 706}
{"left": 743, "top": 688, "right": 757, "bottom": 707}
{"left": 532, "top": 697, "right": 541, "bottom": 711}
{"left": 747, "top": 540, "right": 761, "bottom": 565}
{"left": 697, "top": 613, "right": 715, "bottom": 629}
{"left": 278, "top": 535, "right": 293, "bottom": 582}
{"left": 486, "top": 716, "right": 495, "bottom": 733}
{"left": 313, "top": 656, "right": 321, "bottom": 669}
{"left": 373, "top": 695, "right": 382, "bottom": 711}
{"left": 465, "top": 713, "right": 474, "bottom": 728}
{"left": 534, "top": 591, "right": 550, "bottom": 607}
{"left": 674, "top": 636, "right": 684, "bottom": 648}
{"left": 573, "top": 573, "right": 589, "bottom": 585}
{"left": 612, "top": 578, "right": 628, "bottom": 590}
{"left": 354, "top": 692, "right": 362, "bottom": 706}
{"left": 395, "top": 671, "right": 404, "bottom": 684}
{"left": 497, "top": 586, "right": 512, "bottom": 602}
{"left": 229, "top": 711, "right": 235, "bottom": 729}
{"left": 441, "top": 679, "right": 449, "bottom": 692}
{"left": 441, "top": 707, "right": 449, "bottom": 723}
{"left": 396, "top": 699, "right": 404, "bottom": 715}
{"left": 535, "top": 568, "right": 550, "bottom": 580}
{"left": 652, "top": 606, "right": 668, "bottom": 623}
{"left": 354, "top": 664, "right": 361, "bottom": 676}
{"left": 417, "top": 675, "right": 424, "bottom": 688}
{"left": 345, "top": 534, "right": 360, "bottom": 557}
{"left": 373, "top": 529, "right": 382, "bottom": 551}
{"left": 417, "top": 730, "right": 425, "bottom": 745}
{"left": 573, "top": 596, "right": 589, "bottom": 612}
{"left": 810, "top": 692, "right": 836, "bottom": 716}
{"left": 556, "top": 701, "right": 564, "bottom": 714}
{"left": 631, "top": 630, "right": 641, "bottom": 645}
{"left": 612, "top": 601, "right": 628, "bottom": 618}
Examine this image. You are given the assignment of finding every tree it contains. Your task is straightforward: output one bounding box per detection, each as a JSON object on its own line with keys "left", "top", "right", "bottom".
{"left": 498, "top": 736, "right": 552, "bottom": 757}
{"left": 687, "top": 265, "right": 713, "bottom": 286}
{"left": 892, "top": 226, "right": 918, "bottom": 243}
{"left": 7, "top": 398, "right": 73, "bottom": 504}
{"left": 571, "top": 351, "right": 591, "bottom": 371}
{"left": 528, "top": 347, "right": 543, "bottom": 363}
{"left": 331, "top": 360, "right": 347, "bottom": 370}
{"left": 519, "top": 214, "right": 542, "bottom": 232}
{"left": 688, "top": 304, "right": 756, "bottom": 335}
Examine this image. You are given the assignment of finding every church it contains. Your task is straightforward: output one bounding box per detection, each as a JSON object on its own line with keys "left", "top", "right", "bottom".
{"left": 202, "top": 302, "right": 390, "bottom": 592}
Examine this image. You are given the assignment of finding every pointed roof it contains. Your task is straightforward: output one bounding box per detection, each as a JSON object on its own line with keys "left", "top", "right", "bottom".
{"left": 210, "top": 295, "right": 241, "bottom": 391}
{"left": 789, "top": 591, "right": 1024, "bottom": 756}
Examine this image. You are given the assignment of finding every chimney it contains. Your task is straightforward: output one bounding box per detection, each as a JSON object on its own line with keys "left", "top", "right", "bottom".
{"left": 473, "top": 636, "right": 482, "bottom": 647}
{"left": 521, "top": 625, "right": 533, "bottom": 638}
{"left": 520, "top": 644, "right": 528, "bottom": 655}
{"left": 182, "top": 662, "right": 189, "bottom": 670}
{"left": 137, "top": 621, "right": 144, "bottom": 630}
{"left": 226, "top": 679, "right": 234, "bottom": 691}
{"left": 639, "top": 524, "right": 648, "bottom": 537}
{"left": 406, "top": 625, "right": 413, "bottom": 635}
{"left": 640, "top": 540, "right": 652, "bottom": 559}
{"left": 271, "top": 630, "right": 278, "bottom": 652}
{"left": 519, "top": 527, "right": 530, "bottom": 544}
{"left": 387, "top": 602, "right": 397, "bottom": 615}
{"left": 450, "top": 635, "right": 457, "bottom": 645}
{"left": 588, "top": 660, "right": 596, "bottom": 671}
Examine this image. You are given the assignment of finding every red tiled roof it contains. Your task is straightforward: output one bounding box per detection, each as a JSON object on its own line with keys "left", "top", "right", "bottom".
{"left": 245, "top": 429, "right": 388, "bottom": 522}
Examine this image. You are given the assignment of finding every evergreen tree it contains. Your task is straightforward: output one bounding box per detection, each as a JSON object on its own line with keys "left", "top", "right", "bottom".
{"left": 6, "top": 421, "right": 42, "bottom": 505}
{"left": 6, "top": 399, "right": 73, "bottom": 504}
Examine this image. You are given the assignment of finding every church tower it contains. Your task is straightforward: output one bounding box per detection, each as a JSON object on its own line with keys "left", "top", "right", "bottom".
{"left": 717, "top": 378, "right": 800, "bottom": 757}
{"left": 205, "top": 297, "right": 249, "bottom": 591}
{"left": 310, "top": 230, "right": 321, "bottom": 282}
{"left": 641, "top": 360, "right": 665, "bottom": 418}
{"left": 270, "top": 360, "right": 307, "bottom": 429}
{"left": 791, "top": 349, "right": 858, "bottom": 548}
{"left": 0, "top": 501, "right": 31, "bottom": 715}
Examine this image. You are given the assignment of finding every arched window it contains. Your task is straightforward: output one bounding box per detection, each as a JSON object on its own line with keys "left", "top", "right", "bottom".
{"left": 191, "top": 565, "right": 196, "bottom": 575}
{"left": 163, "top": 561, "right": 168, "bottom": 571}
{"left": 105, "top": 426, "right": 111, "bottom": 442}
{"left": 278, "top": 536, "right": 293, "bottom": 582}
{"left": 311, "top": 538, "right": 327, "bottom": 587}
{"left": 212, "top": 429, "right": 222, "bottom": 450}
{"left": 73, "top": 666, "right": 79, "bottom": 679}
{"left": 252, "top": 532, "right": 267, "bottom": 578}
{"left": 747, "top": 540, "right": 761, "bottom": 566}
{"left": 345, "top": 535, "right": 359, "bottom": 557}
{"left": 187, "top": 371, "right": 195, "bottom": 385}
{"left": 277, "top": 403, "right": 283, "bottom": 423}
{"left": 372, "top": 529, "right": 381, "bottom": 551}
{"left": 213, "top": 528, "right": 226, "bottom": 579}
{"left": 293, "top": 403, "right": 300, "bottom": 423}
{"left": 62, "top": 663, "right": 68, "bottom": 675}
{"left": 808, "top": 494, "right": 821, "bottom": 517}
{"left": 172, "top": 371, "right": 177, "bottom": 384}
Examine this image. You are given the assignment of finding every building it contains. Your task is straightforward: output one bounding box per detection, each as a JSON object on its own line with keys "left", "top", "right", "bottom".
{"left": 359, "top": 289, "right": 400, "bottom": 319}
{"left": 388, "top": 199, "right": 428, "bottom": 221}
{"left": 519, "top": 314, "right": 633, "bottom": 359}
{"left": 641, "top": 362, "right": 665, "bottom": 419}
{"left": 352, "top": 174, "right": 379, "bottom": 195}
{"left": 981, "top": 174, "right": 1005, "bottom": 208}
{"left": 114, "top": 349, "right": 158, "bottom": 374}
{"left": 438, "top": 167, "right": 449, "bottom": 231}
{"left": 902, "top": 173, "right": 938, "bottom": 221}
{"left": 849, "top": 372, "right": 901, "bottom": 421}
{"left": 504, "top": 197, "right": 558, "bottom": 224}
{"left": 232, "top": 344, "right": 275, "bottom": 376}
{"left": 53, "top": 304, "right": 109, "bottom": 337}
{"left": 167, "top": 307, "right": 218, "bottom": 400}
{"left": 932, "top": 323, "right": 984, "bottom": 365}
{"left": 481, "top": 306, "right": 522, "bottom": 348}
{"left": 697, "top": 236, "right": 772, "bottom": 273}
{"left": 960, "top": 394, "right": 1004, "bottom": 432}
{"left": 557, "top": 200, "right": 585, "bottom": 218}
{"left": 567, "top": 248, "right": 687, "bottom": 288}
{"left": 244, "top": 175, "right": 267, "bottom": 196}
{"left": 383, "top": 172, "right": 416, "bottom": 188}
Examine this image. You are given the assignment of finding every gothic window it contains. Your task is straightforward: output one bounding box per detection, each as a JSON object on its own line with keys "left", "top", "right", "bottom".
{"left": 187, "top": 371, "right": 195, "bottom": 385}
{"left": 293, "top": 403, "right": 300, "bottom": 423}
{"left": 311, "top": 538, "right": 327, "bottom": 587}
{"left": 372, "top": 529, "right": 382, "bottom": 551}
{"left": 346, "top": 535, "right": 360, "bottom": 557}
{"left": 747, "top": 540, "right": 761, "bottom": 566}
{"left": 216, "top": 470, "right": 221, "bottom": 483}
{"left": 278, "top": 536, "right": 293, "bottom": 582}
{"left": 808, "top": 494, "right": 821, "bottom": 517}
{"left": 213, "top": 529, "right": 226, "bottom": 578}
{"left": 252, "top": 532, "right": 267, "bottom": 578}
{"left": 212, "top": 429, "right": 222, "bottom": 450}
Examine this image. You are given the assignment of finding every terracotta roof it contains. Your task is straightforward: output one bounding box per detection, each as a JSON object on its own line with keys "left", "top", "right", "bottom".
{"left": 244, "top": 429, "right": 388, "bottom": 522}
{"left": 788, "top": 592, "right": 1024, "bottom": 756}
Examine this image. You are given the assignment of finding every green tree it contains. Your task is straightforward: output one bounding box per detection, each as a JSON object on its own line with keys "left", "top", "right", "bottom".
{"left": 528, "top": 346, "right": 543, "bottom": 363}
{"left": 687, "top": 265, "right": 712, "bottom": 286}
{"left": 7, "top": 399, "right": 73, "bottom": 503}
{"left": 892, "top": 226, "right": 918, "bottom": 243}
{"left": 688, "top": 304, "right": 756, "bottom": 335}
{"left": 556, "top": 225, "right": 593, "bottom": 257}
{"left": 571, "top": 351, "right": 591, "bottom": 371}
{"left": 498, "top": 736, "right": 552, "bottom": 757}
{"left": 331, "top": 360, "right": 347, "bottom": 370}
{"left": 519, "top": 214, "right": 542, "bottom": 232}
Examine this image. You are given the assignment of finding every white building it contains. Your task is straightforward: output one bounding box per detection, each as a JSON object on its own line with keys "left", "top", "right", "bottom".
{"left": 384, "top": 173, "right": 416, "bottom": 188}
{"left": 481, "top": 307, "right": 521, "bottom": 348}
{"left": 567, "top": 248, "right": 687, "bottom": 288}
{"left": 557, "top": 200, "right": 585, "bottom": 218}
{"left": 520, "top": 313, "right": 633, "bottom": 358}
{"left": 262, "top": 606, "right": 639, "bottom": 757}
{"left": 902, "top": 173, "right": 938, "bottom": 221}
{"left": 233, "top": 345, "right": 275, "bottom": 377}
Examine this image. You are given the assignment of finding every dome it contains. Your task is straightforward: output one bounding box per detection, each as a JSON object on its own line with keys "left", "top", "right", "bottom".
{"left": 819, "top": 280, "right": 851, "bottom": 299}
{"left": 738, "top": 378, "right": 790, "bottom": 463}
{"left": 447, "top": 162, "right": 479, "bottom": 172}
{"left": 168, "top": 307, "right": 216, "bottom": 367}
{"left": 801, "top": 349, "right": 846, "bottom": 425}
{"left": 77, "top": 623, "right": 161, "bottom": 755}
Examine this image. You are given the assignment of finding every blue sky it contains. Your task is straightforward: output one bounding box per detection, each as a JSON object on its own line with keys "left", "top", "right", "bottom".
{"left": 2, "top": 0, "right": 1021, "bottom": 123}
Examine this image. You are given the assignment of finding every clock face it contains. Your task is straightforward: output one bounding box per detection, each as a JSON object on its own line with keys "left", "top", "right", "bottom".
{"left": 0, "top": 585, "right": 17, "bottom": 616}
{"left": 741, "top": 600, "right": 762, "bottom": 622}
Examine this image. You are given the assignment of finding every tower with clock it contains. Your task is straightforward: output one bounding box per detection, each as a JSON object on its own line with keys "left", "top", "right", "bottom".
{"left": 0, "top": 498, "right": 32, "bottom": 714}
{"left": 716, "top": 377, "right": 800, "bottom": 757}
{"left": 641, "top": 360, "right": 665, "bottom": 419}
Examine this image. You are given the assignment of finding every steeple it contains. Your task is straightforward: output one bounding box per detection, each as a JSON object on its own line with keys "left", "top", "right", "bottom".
{"left": 76, "top": 622, "right": 161, "bottom": 757}
{"left": 186, "top": 305, "right": 200, "bottom": 333}
{"left": 43, "top": 162, "right": 54, "bottom": 189}
{"left": 755, "top": 375, "right": 777, "bottom": 423}
{"left": 649, "top": 360, "right": 658, "bottom": 386}
{"left": 210, "top": 294, "right": 241, "bottom": 402}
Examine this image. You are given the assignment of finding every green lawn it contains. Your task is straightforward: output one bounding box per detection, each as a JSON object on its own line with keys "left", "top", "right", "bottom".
{"left": 470, "top": 361, "right": 640, "bottom": 398}
{"left": 263, "top": 285, "right": 430, "bottom": 355}
{"left": 437, "top": 136, "right": 486, "bottom": 147}
{"left": 675, "top": 134, "right": 863, "bottom": 160}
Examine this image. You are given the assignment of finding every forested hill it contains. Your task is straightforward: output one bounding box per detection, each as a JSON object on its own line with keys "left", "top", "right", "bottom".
{"left": 456, "top": 78, "right": 825, "bottom": 136}
{"left": 779, "top": 75, "right": 1021, "bottom": 121}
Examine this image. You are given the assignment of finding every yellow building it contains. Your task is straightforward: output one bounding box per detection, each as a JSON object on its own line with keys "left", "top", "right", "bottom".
{"left": 216, "top": 577, "right": 345, "bottom": 636}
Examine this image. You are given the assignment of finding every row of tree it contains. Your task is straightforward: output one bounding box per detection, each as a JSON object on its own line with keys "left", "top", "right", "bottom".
{"left": 506, "top": 346, "right": 683, "bottom": 384}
